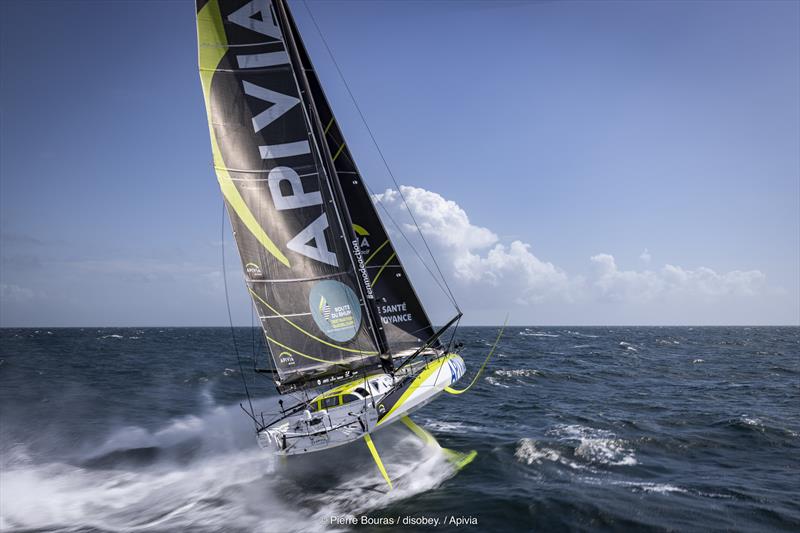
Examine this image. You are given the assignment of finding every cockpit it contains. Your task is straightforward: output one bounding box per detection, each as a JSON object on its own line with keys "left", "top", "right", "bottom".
{"left": 308, "top": 374, "right": 395, "bottom": 412}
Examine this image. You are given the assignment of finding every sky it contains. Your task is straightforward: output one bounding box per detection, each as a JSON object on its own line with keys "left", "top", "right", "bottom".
{"left": 0, "top": 0, "right": 798, "bottom": 327}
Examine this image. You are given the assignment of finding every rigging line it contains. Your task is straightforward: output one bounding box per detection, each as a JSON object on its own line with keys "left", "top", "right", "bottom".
{"left": 301, "top": 0, "right": 460, "bottom": 312}
{"left": 311, "top": 70, "right": 455, "bottom": 310}
{"left": 317, "top": 105, "right": 456, "bottom": 309}
{"left": 326, "top": 140, "right": 455, "bottom": 306}
{"left": 367, "top": 182, "right": 457, "bottom": 307}
{"left": 445, "top": 315, "right": 508, "bottom": 395}
{"left": 221, "top": 202, "right": 257, "bottom": 423}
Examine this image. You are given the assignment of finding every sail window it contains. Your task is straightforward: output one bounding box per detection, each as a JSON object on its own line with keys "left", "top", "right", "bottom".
{"left": 354, "top": 387, "right": 368, "bottom": 397}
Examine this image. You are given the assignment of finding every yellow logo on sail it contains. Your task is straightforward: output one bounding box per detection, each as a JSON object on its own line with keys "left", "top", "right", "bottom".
{"left": 319, "top": 295, "right": 331, "bottom": 322}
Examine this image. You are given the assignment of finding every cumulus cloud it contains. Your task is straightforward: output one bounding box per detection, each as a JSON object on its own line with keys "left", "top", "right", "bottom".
{"left": 0, "top": 283, "right": 37, "bottom": 303}
{"left": 591, "top": 254, "right": 765, "bottom": 301}
{"left": 374, "top": 186, "right": 575, "bottom": 304}
{"left": 373, "top": 186, "right": 766, "bottom": 307}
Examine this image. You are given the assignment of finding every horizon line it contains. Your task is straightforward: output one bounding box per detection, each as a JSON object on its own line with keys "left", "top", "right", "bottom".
{"left": 1, "top": 324, "right": 798, "bottom": 329}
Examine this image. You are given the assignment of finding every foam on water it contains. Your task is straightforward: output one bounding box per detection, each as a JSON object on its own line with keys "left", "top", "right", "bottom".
{"left": 484, "top": 376, "right": 510, "bottom": 388}
{"left": 565, "top": 330, "right": 600, "bottom": 338}
{"left": 494, "top": 369, "right": 542, "bottom": 378}
{"left": 2, "top": 326, "right": 798, "bottom": 532}
{"left": 515, "top": 439, "right": 560, "bottom": 464}
{"left": 549, "top": 425, "right": 637, "bottom": 466}
{"left": 520, "top": 330, "right": 559, "bottom": 337}
{"left": 420, "top": 420, "right": 481, "bottom": 434}
{"left": 0, "top": 400, "right": 458, "bottom": 532}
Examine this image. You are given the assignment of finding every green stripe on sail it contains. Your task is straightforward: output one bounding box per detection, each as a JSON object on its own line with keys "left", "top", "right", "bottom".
{"left": 197, "top": 0, "right": 290, "bottom": 268}
{"left": 249, "top": 288, "right": 378, "bottom": 355}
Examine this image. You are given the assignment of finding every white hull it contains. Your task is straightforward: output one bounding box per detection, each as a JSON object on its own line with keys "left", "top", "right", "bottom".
{"left": 257, "top": 353, "right": 466, "bottom": 456}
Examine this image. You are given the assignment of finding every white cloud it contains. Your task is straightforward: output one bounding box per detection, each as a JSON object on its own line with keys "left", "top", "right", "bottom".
{"left": 374, "top": 186, "right": 767, "bottom": 309}
{"left": 591, "top": 254, "right": 765, "bottom": 301}
{"left": 374, "top": 186, "right": 575, "bottom": 304}
{"left": 0, "top": 283, "right": 37, "bottom": 303}
{"left": 639, "top": 248, "right": 651, "bottom": 264}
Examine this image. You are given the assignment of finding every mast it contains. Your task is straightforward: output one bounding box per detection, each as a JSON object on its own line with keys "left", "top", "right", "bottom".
{"left": 273, "top": 0, "right": 393, "bottom": 371}
{"left": 277, "top": 0, "right": 443, "bottom": 357}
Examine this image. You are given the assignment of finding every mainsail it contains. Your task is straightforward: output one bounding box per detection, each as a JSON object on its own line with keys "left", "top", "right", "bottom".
{"left": 196, "top": 0, "right": 438, "bottom": 393}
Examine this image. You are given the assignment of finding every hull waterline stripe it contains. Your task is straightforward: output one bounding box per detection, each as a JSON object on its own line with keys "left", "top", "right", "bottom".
{"left": 249, "top": 288, "right": 378, "bottom": 355}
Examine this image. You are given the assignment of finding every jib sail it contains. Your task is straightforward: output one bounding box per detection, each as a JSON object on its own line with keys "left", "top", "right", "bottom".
{"left": 278, "top": 1, "right": 439, "bottom": 355}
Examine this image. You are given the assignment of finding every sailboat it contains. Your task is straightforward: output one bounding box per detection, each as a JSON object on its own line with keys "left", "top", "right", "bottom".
{"left": 195, "top": 0, "right": 496, "bottom": 488}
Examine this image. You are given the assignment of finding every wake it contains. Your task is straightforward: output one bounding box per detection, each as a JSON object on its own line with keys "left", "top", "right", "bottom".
{"left": 0, "top": 399, "right": 458, "bottom": 532}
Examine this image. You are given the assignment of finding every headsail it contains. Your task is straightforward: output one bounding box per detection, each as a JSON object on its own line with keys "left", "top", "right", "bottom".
{"left": 278, "top": 3, "right": 439, "bottom": 355}
{"left": 196, "top": 0, "right": 387, "bottom": 392}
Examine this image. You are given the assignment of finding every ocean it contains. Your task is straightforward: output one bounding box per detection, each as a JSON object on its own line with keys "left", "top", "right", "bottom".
{"left": 0, "top": 326, "right": 798, "bottom": 532}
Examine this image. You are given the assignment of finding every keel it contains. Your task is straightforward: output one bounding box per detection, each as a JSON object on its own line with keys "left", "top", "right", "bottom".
{"left": 364, "top": 433, "right": 393, "bottom": 490}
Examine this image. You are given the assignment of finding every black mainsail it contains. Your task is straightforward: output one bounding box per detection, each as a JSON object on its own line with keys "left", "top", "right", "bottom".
{"left": 196, "top": 0, "right": 439, "bottom": 393}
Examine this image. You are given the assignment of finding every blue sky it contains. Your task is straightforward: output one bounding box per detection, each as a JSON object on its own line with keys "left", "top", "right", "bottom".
{"left": 1, "top": 0, "right": 797, "bottom": 326}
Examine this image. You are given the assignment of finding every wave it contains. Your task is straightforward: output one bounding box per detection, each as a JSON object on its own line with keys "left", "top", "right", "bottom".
{"left": 579, "top": 477, "right": 688, "bottom": 495}
{"left": 656, "top": 339, "right": 681, "bottom": 345}
{"left": 0, "top": 400, "right": 459, "bottom": 532}
{"left": 484, "top": 376, "right": 510, "bottom": 388}
{"left": 494, "top": 369, "right": 542, "bottom": 378}
{"left": 420, "top": 420, "right": 481, "bottom": 435}
{"left": 565, "top": 330, "right": 600, "bottom": 338}
{"left": 519, "top": 330, "right": 559, "bottom": 338}
{"left": 514, "top": 439, "right": 583, "bottom": 470}
{"left": 548, "top": 425, "right": 637, "bottom": 466}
